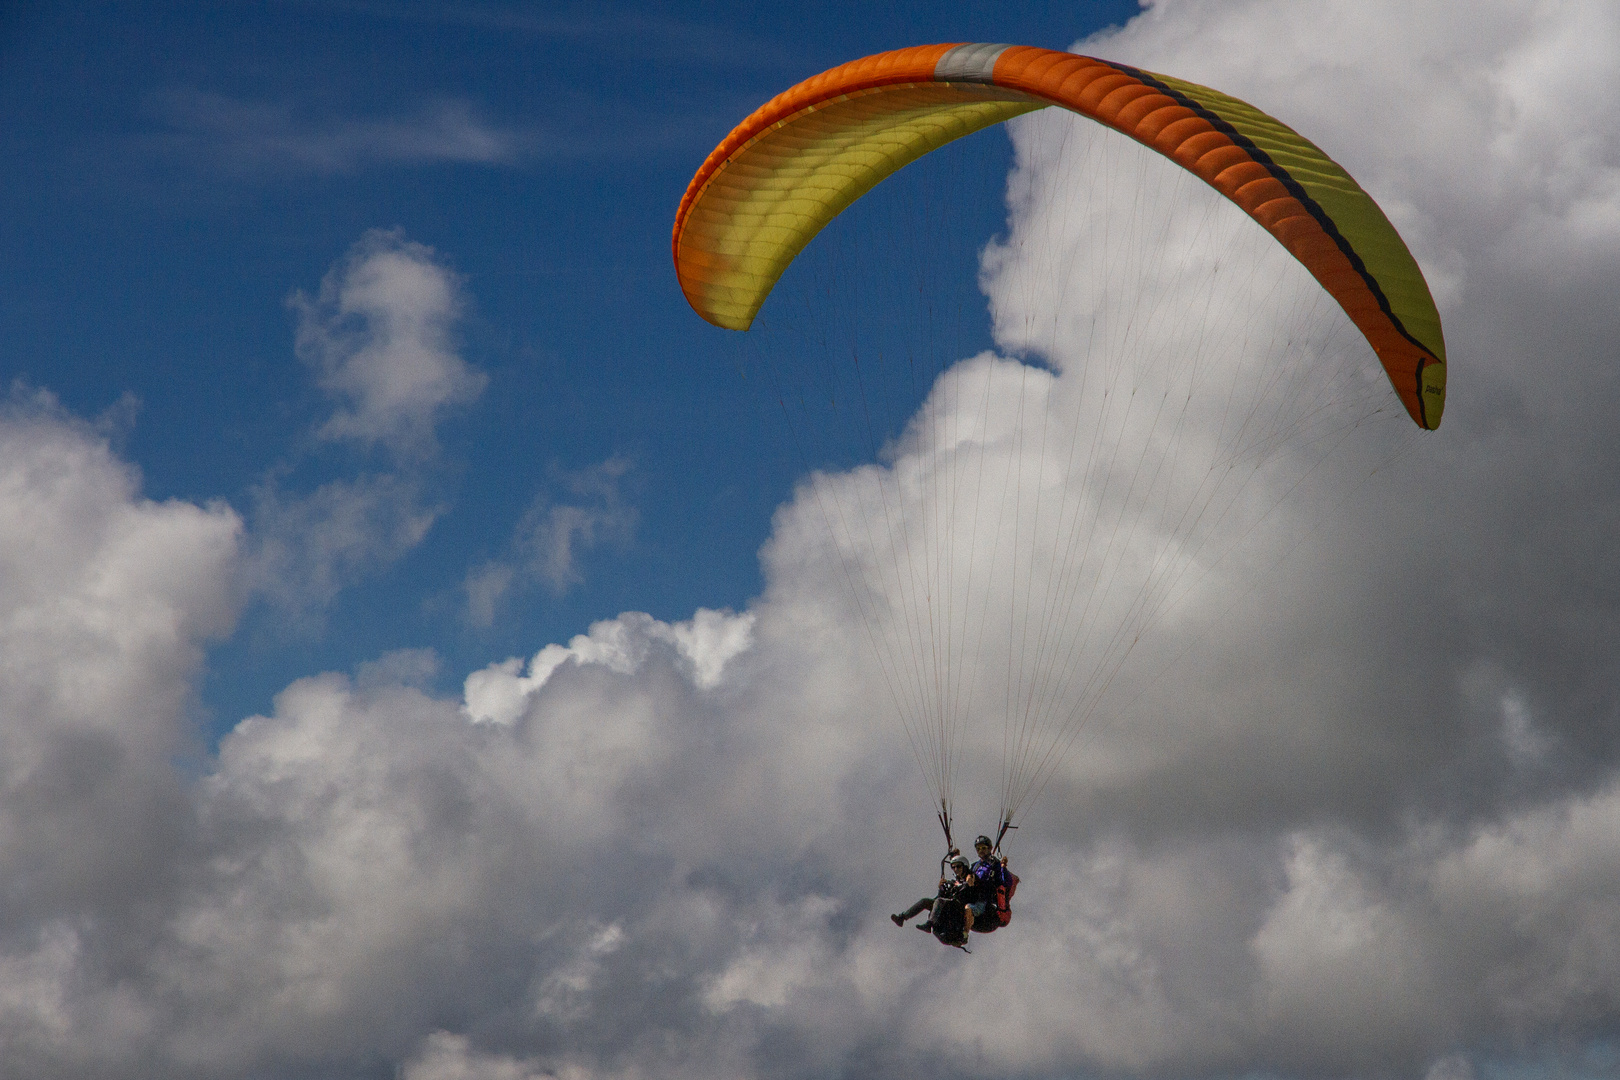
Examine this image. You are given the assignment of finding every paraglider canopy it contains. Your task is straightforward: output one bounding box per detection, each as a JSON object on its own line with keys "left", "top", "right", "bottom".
{"left": 673, "top": 43, "right": 1446, "bottom": 428}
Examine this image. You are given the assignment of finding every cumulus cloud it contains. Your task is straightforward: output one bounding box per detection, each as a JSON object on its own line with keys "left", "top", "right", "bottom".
{"left": 0, "top": 395, "right": 241, "bottom": 1074}
{"left": 0, "top": 390, "right": 242, "bottom": 765}
{"left": 291, "top": 229, "right": 486, "bottom": 457}
{"left": 4, "top": 3, "right": 1620, "bottom": 1078}
{"left": 463, "top": 607, "right": 755, "bottom": 724}
{"left": 245, "top": 231, "right": 482, "bottom": 619}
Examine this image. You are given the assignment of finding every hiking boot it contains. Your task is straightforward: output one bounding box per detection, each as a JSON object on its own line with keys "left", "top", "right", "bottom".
{"left": 890, "top": 913, "right": 904, "bottom": 927}
{"left": 917, "top": 921, "right": 932, "bottom": 933}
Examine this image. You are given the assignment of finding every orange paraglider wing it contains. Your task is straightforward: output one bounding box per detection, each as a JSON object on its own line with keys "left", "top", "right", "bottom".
{"left": 673, "top": 43, "right": 1446, "bottom": 427}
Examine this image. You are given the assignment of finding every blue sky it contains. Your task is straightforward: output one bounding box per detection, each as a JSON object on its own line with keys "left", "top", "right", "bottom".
{"left": 4, "top": 3, "right": 1620, "bottom": 1079}
{"left": 0, "top": 0, "right": 1139, "bottom": 731}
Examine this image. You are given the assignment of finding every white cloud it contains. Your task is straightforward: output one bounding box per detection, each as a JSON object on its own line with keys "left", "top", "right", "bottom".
{"left": 463, "top": 607, "right": 754, "bottom": 724}
{"left": 148, "top": 90, "right": 523, "bottom": 176}
{"left": 462, "top": 457, "right": 638, "bottom": 626}
{"left": 0, "top": 390, "right": 240, "bottom": 777}
{"left": 702, "top": 896, "right": 841, "bottom": 1012}
{"left": 245, "top": 231, "right": 481, "bottom": 619}
{"left": 529, "top": 502, "right": 622, "bottom": 591}
{"left": 245, "top": 473, "right": 441, "bottom": 621}
{"left": 0, "top": 398, "right": 241, "bottom": 1075}
{"left": 462, "top": 561, "right": 516, "bottom": 630}
{"left": 292, "top": 229, "right": 486, "bottom": 457}
{"left": 4, "top": 3, "right": 1620, "bottom": 1078}
{"left": 3, "top": 355, "right": 1619, "bottom": 1079}
{"left": 400, "top": 1032, "right": 551, "bottom": 1080}
{"left": 532, "top": 922, "right": 625, "bottom": 1023}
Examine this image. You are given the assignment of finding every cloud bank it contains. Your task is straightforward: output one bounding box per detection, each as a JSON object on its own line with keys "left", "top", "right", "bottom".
{"left": 3, "top": 2, "right": 1619, "bottom": 1078}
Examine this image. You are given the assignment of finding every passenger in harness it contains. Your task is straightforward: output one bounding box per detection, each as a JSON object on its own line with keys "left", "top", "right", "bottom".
{"left": 891, "top": 853, "right": 976, "bottom": 946}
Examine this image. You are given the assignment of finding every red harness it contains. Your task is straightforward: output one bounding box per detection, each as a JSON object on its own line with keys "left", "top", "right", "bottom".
{"left": 972, "top": 870, "right": 1019, "bottom": 934}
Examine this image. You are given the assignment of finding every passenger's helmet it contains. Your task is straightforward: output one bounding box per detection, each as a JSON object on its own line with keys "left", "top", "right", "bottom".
{"left": 948, "top": 854, "right": 970, "bottom": 869}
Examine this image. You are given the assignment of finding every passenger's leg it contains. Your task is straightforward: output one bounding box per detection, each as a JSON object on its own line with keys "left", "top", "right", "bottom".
{"left": 892, "top": 897, "right": 935, "bottom": 925}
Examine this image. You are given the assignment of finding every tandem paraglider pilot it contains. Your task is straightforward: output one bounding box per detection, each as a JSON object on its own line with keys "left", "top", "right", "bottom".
{"left": 968, "top": 835, "right": 1010, "bottom": 925}
{"left": 892, "top": 838, "right": 1018, "bottom": 950}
